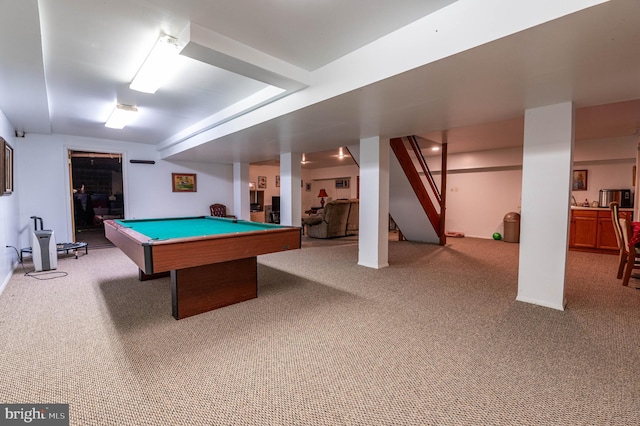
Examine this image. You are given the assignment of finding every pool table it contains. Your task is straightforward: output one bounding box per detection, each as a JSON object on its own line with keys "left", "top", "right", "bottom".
{"left": 104, "top": 216, "right": 301, "bottom": 319}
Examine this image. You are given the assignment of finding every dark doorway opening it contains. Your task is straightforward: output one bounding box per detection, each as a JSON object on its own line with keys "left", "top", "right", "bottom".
{"left": 69, "top": 150, "right": 124, "bottom": 248}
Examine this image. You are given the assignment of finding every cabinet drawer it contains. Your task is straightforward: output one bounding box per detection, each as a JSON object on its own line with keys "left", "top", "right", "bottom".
{"left": 572, "top": 210, "right": 598, "bottom": 218}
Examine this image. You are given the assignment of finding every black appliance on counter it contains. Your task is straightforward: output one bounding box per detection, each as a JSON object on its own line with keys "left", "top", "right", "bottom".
{"left": 599, "top": 189, "right": 632, "bottom": 208}
{"left": 270, "top": 196, "right": 280, "bottom": 224}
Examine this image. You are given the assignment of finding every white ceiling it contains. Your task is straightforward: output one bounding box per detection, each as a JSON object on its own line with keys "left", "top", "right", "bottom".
{"left": 1, "top": 0, "right": 640, "bottom": 169}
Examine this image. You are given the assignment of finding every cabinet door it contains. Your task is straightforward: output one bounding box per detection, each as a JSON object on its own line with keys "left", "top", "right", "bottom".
{"left": 570, "top": 212, "right": 598, "bottom": 248}
{"left": 250, "top": 211, "right": 265, "bottom": 223}
{"left": 597, "top": 216, "right": 619, "bottom": 250}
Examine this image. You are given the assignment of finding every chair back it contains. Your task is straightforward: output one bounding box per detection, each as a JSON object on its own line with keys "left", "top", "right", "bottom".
{"left": 610, "top": 201, "right": 623, "bottom": 249}
{"left": 210, "top": 204, "right": 227, "bottom": 217}
{"left": 619, "top": 213, "right": 632, "bottom": 254}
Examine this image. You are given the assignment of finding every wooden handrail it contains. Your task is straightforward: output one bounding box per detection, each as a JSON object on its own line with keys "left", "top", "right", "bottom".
{"left": 408, "top": 135, "right": 441, "bottom": 203}
{"left": 439, "top": 140, "right": 448, "bottom": 246}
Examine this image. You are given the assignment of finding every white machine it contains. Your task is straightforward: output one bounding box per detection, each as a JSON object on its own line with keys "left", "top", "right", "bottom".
{"left": 30, "top": 216, "right": 57, "bottom": 272}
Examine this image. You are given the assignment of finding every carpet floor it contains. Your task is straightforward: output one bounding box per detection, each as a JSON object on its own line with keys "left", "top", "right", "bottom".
{"left": 0, "top": 236, "right": 638, "bottom": 425}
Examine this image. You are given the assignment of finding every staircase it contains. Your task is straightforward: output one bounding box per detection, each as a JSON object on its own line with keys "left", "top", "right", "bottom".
{"left": 390, "top": 136, "right": 447, "bottom": 245}
{"left": 349, "top": 136, "right": 447, "bottom": 245}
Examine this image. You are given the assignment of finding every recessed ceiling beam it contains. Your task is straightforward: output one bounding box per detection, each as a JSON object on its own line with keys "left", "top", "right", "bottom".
{"left": 179, "top": 23, "right": 310, "bottom": 92}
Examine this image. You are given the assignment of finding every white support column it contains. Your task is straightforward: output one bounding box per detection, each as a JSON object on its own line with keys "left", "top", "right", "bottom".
{"left": 233, "top": 162, "right": 250, "bottom": 221}
{"left": 517, "top": 102, "right": 574, "bottom": 310}
{"left": 358, "top": 136, "right": 389, "bottom": 269}
{"left": 280, "top": 152, "right": 302, "bottom": 227}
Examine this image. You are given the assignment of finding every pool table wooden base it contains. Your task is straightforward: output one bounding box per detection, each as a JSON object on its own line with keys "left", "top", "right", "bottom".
{"left": 104, "top": 217, "right": 300, "bottom": 320}
{"left": 170, "top": 257, "right": 257, "bottom": 319}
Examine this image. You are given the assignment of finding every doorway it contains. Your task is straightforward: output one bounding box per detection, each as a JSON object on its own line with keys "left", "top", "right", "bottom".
{"left": 69, "top": 150, "right": 124, "bottom": 248}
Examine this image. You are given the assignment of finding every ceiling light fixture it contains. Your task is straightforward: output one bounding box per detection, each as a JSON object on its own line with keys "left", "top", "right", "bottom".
{"left": 130, "top": 34, "right": 180, "bottom": 94}
{"left": 338, "top": 147, "right": 345, "bottom": 159}
{"left": 105, "top": 104, "right": 138, "bottom": 129}
{"left": 431, "top": 146, "right": 440, "bottom": 151}
{"left": 301, "top": 153, "right": 307, "bottom": 164}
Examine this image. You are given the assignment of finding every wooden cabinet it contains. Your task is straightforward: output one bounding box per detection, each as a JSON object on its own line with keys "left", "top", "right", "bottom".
{"left": 597, "top": 215, "right": 619, "bottom": 250}
{"left": 250, "top": 211, "right": 265, "bottom": 223}
{"left": 570, "top": 210, "right": 598, "bottom": 249}
{"left": 569, "top": 208, "right": 631, "bottom": 253}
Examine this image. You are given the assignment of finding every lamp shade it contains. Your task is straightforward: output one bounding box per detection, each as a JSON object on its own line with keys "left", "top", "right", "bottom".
{"left": 317, "top": 189, "right": 328, "bottom": 198}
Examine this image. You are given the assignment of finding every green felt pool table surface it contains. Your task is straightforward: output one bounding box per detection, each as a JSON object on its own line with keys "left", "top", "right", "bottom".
{"left": 114, "top": 216, "right": 283, "bottom": 241}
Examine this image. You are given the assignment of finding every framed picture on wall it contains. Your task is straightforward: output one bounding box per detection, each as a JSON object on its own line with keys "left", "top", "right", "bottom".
{"left": 276, "top": 175, "right": 280, "bottom": 187}
{"left": 1, "top": 137, "right": 13, "bottom": 195}
{"left": 572, "top": 170, "right": 587, "bottom": 191}
{"left": 335, "top": 178, "right": 350, "bottom": 189}
{"left": 258, "top": 176, "right": 267, "bottom": 189}
{"left": 172, "top": 173, "right": 197, "bottom": 192}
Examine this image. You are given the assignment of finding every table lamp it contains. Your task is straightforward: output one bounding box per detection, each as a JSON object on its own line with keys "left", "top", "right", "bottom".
{"left": 318, "top": 189, "right": 328, "bottom": 208}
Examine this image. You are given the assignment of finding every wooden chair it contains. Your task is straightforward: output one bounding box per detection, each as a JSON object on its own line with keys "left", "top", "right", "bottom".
{"left": 618, "top": 213, "right": 640, "bottom": 286}
{"left": 209, "top": 204, "right": 236, "bottom": 218}
{"left": 609, "top": 201, "right": 626, "bottom": 279}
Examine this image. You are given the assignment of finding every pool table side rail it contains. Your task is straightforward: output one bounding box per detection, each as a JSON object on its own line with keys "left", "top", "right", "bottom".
{"left": 151, "top": 228, "right": 301, "bottom": 272}
{"left": 104, "top": 219, "right": 152, "bottom": 272}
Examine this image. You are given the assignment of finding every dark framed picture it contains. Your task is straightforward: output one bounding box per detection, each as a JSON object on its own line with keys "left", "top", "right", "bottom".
{"left": 1, "top": 137, "right": 13, "bottom": 195}
{"left": 572, "top": 170, "right": 587, "bottom": 191}
{"left": 335, "top": 178, "right": 350, "bottom": 189}
{"left": 258, "top": 176, "right": 267, "bottom": 189}
{"left": 172, "top": 173, "right": 197, "bottom": 192}
{"left": 276, "top": 175, "right": 280, "bottom": 187}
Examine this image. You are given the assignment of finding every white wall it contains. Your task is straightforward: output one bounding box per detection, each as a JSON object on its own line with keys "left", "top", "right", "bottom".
{"left": 249, "top": 164, "right": 281, "bottom": 209}
{"left": 248, "top": 163, "right": 359, "bottom": 213}
{"left": 425, "top": 136, "right": 636, "bottom": 239}
{"left": 303, "top": 164, "right": 359, "bottom": 210}
{"left": 16, "top": 133, "right": 233, "bottom": 249}
{"left": 0, "top": 110, "right": 20, "bottom": 293}
{"left": 570, "top": 137, "right": 636, "bottom": 205}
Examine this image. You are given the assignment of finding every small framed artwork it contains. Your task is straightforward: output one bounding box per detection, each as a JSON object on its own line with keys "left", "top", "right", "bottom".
{"left": 1, "top": 137, "right": 13, "bottom": 195}
{"left": 335, "top": 178, "right": 350, "bottom": 189}
{"left": 172, "top": 173, "right": 197, "bottom": 192}
{"left": 305, "top": 183, "right": 311, "bottom": 191}
{"left": 572, "top": 170, "right": 587, "bottom": 191}
{"left": 258, "top": 176, "right": 267, "bottom": 189}
{"left": 276, "top": 175, "right": 280, "bottom": 187}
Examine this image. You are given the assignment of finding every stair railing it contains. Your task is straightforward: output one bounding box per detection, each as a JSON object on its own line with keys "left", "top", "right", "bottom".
{"left": 390, "top": 136, "right": 447, "bottom": 245}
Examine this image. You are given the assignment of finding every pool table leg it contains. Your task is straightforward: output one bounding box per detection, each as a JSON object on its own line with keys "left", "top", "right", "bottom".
{"left": 139, "top": 270, "right": 170, "bottom": 281}
{"left": 171, "top": 257, "right": 258, "bottom": 319}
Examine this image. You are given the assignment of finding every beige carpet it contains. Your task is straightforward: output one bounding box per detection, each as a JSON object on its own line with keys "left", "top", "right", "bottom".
{"left": 0, "top": 236, "right": 639, "bottom": 425}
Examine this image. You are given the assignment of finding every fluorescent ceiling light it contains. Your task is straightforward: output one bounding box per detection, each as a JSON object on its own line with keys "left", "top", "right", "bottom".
{"left": 105, "top": 104, "right": 138, "bottom": 129}
{"left": 130, "top": 34, "right": 180, "bottom": 94}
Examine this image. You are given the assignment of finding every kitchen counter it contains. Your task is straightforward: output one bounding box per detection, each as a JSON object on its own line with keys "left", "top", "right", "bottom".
{"left": 571, "top": 206, "right": 633, "bottom": 211}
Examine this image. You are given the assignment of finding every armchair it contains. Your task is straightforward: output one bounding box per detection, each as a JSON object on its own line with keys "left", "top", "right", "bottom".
{"left": 209, "top": 204, "right": 236, "bottom": 219}
{"left": 303, "top": 199, "right": 359, "bottom": 238}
